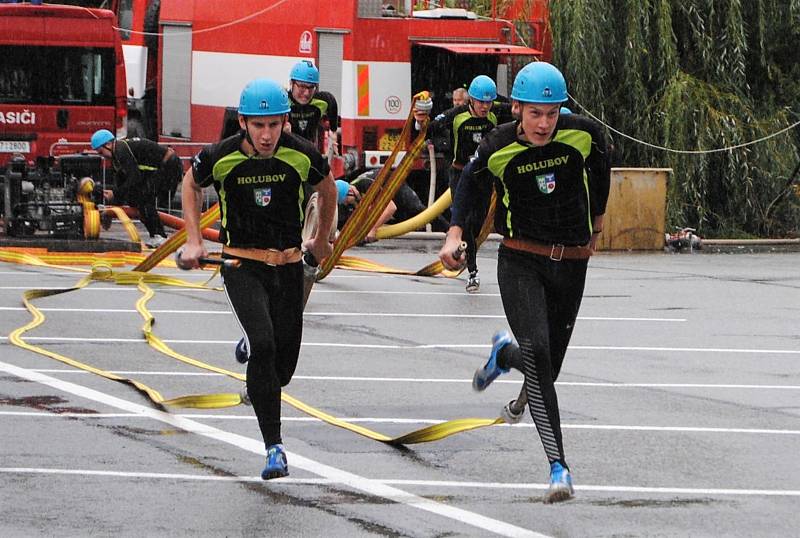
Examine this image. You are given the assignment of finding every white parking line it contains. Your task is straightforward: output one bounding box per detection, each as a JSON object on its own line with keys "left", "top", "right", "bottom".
{"left": 0, "top": 306, "right": 685, "bottom": 322}
{"left": 3, "top": 336, "right": 798, "bottom": 355}
{"left": 0, "top": 359, "right": 546, "bottom": 538}
{"left": 2, "top": 286, "right": 495, "bottom": 295}
{"left": 25, "top": 369, "right": 800, "bottom": 390}
{"left": 4, "top": 411, "right": 798, "bottom": 435}
{"left": 2, "top": 467, "right": 797, "bottom": 498}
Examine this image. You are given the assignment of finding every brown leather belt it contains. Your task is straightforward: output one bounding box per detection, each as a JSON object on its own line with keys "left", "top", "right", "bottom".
{"left": 222, "top": 246, "right": 302, "bottom": 265}
{"left": 451, "top": 162, "right": 465, "bottom": 171}
{"left": 502, "top": 237, "right": 592, "bottom": 261}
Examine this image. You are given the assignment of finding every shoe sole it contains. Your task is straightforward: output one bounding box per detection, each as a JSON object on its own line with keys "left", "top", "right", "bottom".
{"left": 261, "top": 469, "right": 289, "bottom": 480}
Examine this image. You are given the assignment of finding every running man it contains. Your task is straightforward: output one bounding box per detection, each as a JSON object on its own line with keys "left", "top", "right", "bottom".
{"left": 180, "top": 78, "right": 336, "bottom": 479}
{"left": 451, "top": 87, "right": 468, "bottom": 107}
{"left": 415, "top": 75, "right": 513, "bottom": 292}
{"left": 439, "top": 62, "right": 610, "bottom": 503}
{"left": 287, "top": 60, "right": 338, "bottom": 152}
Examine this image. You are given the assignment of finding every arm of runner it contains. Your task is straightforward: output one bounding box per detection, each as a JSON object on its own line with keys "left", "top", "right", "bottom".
{"left": 179, "top": 167, "right": 208, "bottom": 268}
{"left": 584, "top": 117, "right": 610, "bottom": 252}
{"left": 589, "top": 214, "right": 605, "bottom": 252}
{"left": 439, "top": 225, "right": 466, "bottom": 270}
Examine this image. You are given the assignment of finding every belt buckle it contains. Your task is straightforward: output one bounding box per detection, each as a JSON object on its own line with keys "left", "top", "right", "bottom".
{"left": 262, "top": 249, "right": 277, "bottom": 266}
{"left": 549, "top": 244, "right": 565, "bottom": 261}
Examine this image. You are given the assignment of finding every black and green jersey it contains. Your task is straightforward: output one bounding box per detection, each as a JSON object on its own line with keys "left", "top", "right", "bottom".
{"left": 289, "top": 95, "right": 329, "bottom": 144}
{"left": 428, "top": 104, "right": 497, "bottom": 167}
{"left": 457, "top": 114, "right": 610, "bottom": 246}
{"left": 192, "top": 131, "right": 330, "bottom": 250}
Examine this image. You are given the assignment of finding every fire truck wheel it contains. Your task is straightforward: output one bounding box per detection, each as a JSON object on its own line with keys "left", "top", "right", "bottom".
{"left": 83, "top": 208, "right": 101, "bottom": 239}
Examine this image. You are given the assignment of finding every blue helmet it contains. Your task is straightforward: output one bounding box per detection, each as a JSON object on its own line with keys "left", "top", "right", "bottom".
{"left": 468, "top": 75, "right": 497, "bottom": 102}
{"left": 90, "top": 129, "right": 115, "bottom": 150}
{"left": 238, "top": 78, "right": 291, "bottom": 116}
{"left": 560, "top": 107, "right": 572, "bottom": 115}
{"left": 511, "top": 62, "right": 568, "bottom": 104}
{"left": 290, "top": 60, "right": 320, "bottom": 84}
{"left": 335, "top": 180, "right": 350, "bottom": 203}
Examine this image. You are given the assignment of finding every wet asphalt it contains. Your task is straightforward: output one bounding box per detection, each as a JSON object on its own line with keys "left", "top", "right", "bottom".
{"left": 1, "top": 237, "right": 799, "bottom": 537}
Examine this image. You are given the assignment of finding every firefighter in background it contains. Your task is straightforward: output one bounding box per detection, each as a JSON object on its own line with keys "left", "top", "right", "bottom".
{"left": 90, "top": 129, "right": 182, "bottom": 247}
{"left": 179, "top": 78, "right": 336, "bottom": 480}
{"left": 335, "top": 173, "right": 450, "bottom": 240}
{"left": 439, "top": 62, "right": 610, "bottom": 503}
{"left": 287, "top": 60, "right": 339, "bottom": 155}
{"left": 451, "top": 87, "right": 468, "bottom": 107}
{"left": 335, "top": 178, "right": 396, "bottom": 244}
{"left": 414, "top": 75, "right": 514, "bottom": 293}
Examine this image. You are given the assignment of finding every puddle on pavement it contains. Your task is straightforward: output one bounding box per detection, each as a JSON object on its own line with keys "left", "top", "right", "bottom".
{"left": 0, "top": 394, "right": 97, "bottom": 414}
{"left": 590, "top": 497, "right": 720, "bottom": 508}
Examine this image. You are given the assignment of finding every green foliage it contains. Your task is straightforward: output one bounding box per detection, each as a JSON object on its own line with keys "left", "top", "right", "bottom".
{"left": 549, "top": 0, "right": 800, "bottom": 237}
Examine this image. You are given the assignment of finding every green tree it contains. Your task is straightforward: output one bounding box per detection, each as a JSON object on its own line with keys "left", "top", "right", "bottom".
{"left": 549, "top": 0, "right": 800, "bottom": 237}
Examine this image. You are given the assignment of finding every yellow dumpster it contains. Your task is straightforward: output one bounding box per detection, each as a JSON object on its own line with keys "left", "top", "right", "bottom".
{"left": 598, "top": 168, "right": 670, "bottom": 251}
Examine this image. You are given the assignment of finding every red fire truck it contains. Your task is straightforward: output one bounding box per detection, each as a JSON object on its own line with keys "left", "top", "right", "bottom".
{"left": 503, "top": 0, "right": 552, "bottom": 61}
{"left": 114, "top": 0, "right": 544, "bottom": 171}
{"left": 0, "top": 1, "right": 128, "bottom": 168}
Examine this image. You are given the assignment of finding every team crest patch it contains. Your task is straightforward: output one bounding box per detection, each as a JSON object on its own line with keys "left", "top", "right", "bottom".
{"left": 536, "top": 173, "right": 556, "bottom": 194}
{"left": 298, "top": 120, "right": 309, "bottom": 131}
{"left": 254, "top": 188, "right": 272, "bottom": 207}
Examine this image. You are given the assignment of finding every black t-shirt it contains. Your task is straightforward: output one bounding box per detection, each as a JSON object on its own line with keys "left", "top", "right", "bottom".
{"left": 111, "top": 138, "right": 169, "bottom": 200}
{"left": 427, "top": 103, "right": 513, "bottom": 166}
{"left": 192, "top": 131, "right": 329, "bottom": 249}
{"left": 289, "top": 93, "right": 336, "bottom": 145}
{"left": 462, "top": 114, "right": 610, "bottom": 246}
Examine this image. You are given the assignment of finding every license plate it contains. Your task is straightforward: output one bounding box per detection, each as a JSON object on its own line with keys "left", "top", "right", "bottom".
{"left": 0, "top": 141, "right": 31, "bottom": 153}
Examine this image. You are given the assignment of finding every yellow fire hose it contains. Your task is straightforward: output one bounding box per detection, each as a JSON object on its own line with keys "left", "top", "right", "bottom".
{"left": 1, "top": 94, "right": 511, "bottom": 444}
{"left": 101, "top": 205, "right": 142, "bottom": 243}
{"left": 133, "top": 203, "right": 221, "bottom": 272}
{"left": 339, "top": 190, "right": 497, "bottom": 278}
{"left": 4, "top": 253, "right": 513, "bottom": 445}
{"left": 318, "top": 91, "right": 432, "bottom": 279}
{"left": 376, "top": 188, "right": 452, "bottom": 240}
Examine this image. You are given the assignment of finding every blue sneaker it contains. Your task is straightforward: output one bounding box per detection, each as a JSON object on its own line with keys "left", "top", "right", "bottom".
{"left": 472, "top": 330, "right": 512, "bottom": 391}
{"left": 235, "top": 338, "right": 248, "bottom": 364}
{"left": 261, "top": 444, "right": 289, "bottom": 480}
{"left": 544, "top": 461, "right": 574, "bottom": 503}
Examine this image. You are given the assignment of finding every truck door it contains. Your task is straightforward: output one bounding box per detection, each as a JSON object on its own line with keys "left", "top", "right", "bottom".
{"left": 160, "top": 23, "right": 192, "bottom": 139}
{"left": 317, "top": 31, "right": 345, "bottom": 106}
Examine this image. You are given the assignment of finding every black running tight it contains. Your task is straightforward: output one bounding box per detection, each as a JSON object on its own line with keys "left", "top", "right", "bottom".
{"left": 496, "top": 245, "right": 587, "bottom": 466}
{"left": 222, "top": 259, "right": 304, "bottom": 447}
